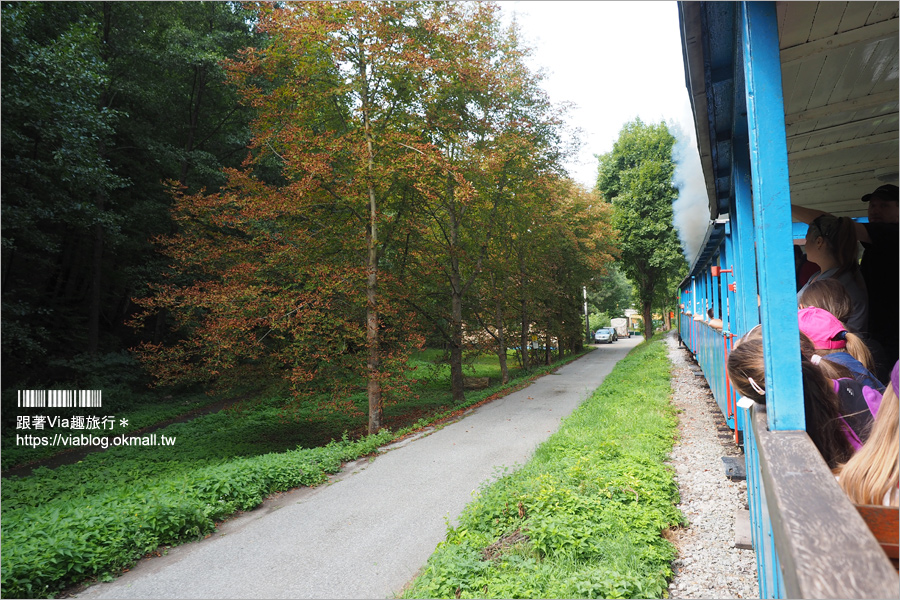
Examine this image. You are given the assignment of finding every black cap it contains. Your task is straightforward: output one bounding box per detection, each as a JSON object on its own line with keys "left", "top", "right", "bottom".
{"left": 861, "top": 184, "right": 899, "bottom": 203}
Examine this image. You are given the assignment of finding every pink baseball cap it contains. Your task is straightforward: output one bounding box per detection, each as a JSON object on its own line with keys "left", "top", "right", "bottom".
{"left": 797, "top": 306, "right": 847, "bottom": 349}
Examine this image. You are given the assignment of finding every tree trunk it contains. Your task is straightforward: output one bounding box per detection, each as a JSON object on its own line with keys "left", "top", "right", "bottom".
{"left": 544, "top": 331, "right": 551, "bottom": 365}
{"left": 48, "top": 235, "right": 74, "bottom": 302}
{"left": 179, "top": 65, "right": 206, "bottom": 185}
{"left": 88, "top": 213, "right": 104, "bottom": 355}
{"left": 1, "top": 247, "right": 14, "bottom": 295}
{"left": 449, "top": 294, "right": 465, "bottom": 403}
{"left": 360, "top": 51, "right": 382, "bottom": 434}
{"left": 89, "top": 5, "right": 112, "bottom": 356}
{"left": 366, "top": 203, "right": 381, "bottom": 433}
{"left": 643, "top": 301, "right": 653, "bottom": 339}
{"left": 495, "top": 299, "right": 508, "bottom": 384}
{"left": 448, "top": 187, "right": 465, "bottom": 404}
{"left": 520, "top": 301, "right": 530, "bottom": 371}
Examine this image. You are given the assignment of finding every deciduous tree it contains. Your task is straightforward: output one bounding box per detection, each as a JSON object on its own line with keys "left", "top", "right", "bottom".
{"left": 588, "top": 263, "right": 633, "bottom": 318}
{"left": 596, "top": 119, "right": 687, "bottom": 338}
{"left": 135, "top": 2, "right": 490, "bottom": 432}
{"left": 397, "top": 10, "right": 582, "bottom": 400}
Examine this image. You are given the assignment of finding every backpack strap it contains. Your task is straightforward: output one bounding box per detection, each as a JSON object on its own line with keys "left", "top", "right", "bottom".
{"left": 833, "top": 378, "right": 876, "bottom": 446}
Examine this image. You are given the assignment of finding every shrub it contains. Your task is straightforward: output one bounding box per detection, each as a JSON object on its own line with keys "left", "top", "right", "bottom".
{"left": 0, "top": 430, "right": 393, "bottom": 598}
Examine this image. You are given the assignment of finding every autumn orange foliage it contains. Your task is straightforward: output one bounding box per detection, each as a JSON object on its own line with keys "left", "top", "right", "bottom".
{"left": 132, "top": 2, "right": 618, "bottom": 430}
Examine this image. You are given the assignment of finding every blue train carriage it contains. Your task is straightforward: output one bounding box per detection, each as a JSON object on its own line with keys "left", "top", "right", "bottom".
{"left": 676, "top": 2, "right": 898, "bottom": 598}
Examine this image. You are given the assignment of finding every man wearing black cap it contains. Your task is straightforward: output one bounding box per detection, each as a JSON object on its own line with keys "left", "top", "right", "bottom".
{"left": 858, "top": 184, "right": 899, "bottom": 379}
{"left": 792, "top": 184, "right": 898, "bottom": 382}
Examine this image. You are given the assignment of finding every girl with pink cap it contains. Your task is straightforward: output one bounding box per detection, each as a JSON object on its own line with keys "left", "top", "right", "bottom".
{"left": 797, "top": 306, "right": 885, "bottom": 393}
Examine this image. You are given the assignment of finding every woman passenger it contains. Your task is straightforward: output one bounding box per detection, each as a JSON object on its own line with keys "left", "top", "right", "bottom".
{"left": 797, "top": 214, "right": 868, "bottom": 334}
{"left": 799, "top": 277, "right": 891, "bottom": 385}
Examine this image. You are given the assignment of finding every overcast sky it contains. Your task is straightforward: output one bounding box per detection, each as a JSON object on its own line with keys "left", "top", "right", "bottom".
{"left": 497, "top": 1, "right": 708, "bottom": 263}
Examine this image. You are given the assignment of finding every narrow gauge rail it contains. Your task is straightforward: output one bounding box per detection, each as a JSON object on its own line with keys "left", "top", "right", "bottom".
{"left": 676, "top": 3, "right": 898, "bottom": 598}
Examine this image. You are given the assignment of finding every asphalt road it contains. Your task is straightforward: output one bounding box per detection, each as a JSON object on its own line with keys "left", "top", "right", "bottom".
{"left": 77, "top": 337, "right": 640, "bottom": 599}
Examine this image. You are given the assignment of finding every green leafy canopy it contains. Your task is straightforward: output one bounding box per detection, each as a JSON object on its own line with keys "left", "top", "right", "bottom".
{"left": 595, "top": 119, "right": 687, "bottom": 336}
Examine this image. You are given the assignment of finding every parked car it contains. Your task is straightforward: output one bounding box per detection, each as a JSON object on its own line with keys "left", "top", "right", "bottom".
{"left": 594, "top": 327, "right": 615, "bottom": 344}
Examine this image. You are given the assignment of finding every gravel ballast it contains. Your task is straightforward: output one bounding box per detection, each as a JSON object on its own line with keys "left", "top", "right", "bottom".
{"left": 664, "top": 332, "right": 760, "bottom": 599}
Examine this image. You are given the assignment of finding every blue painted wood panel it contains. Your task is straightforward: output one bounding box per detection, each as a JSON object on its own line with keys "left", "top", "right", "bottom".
{"left": 741, "top": 1, "right": 805, "bottom": 433}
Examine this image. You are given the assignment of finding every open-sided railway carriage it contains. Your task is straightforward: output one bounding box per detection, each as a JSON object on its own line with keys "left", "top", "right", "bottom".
{"left": 676, "top": 2, "right": 898, "bottom": 597}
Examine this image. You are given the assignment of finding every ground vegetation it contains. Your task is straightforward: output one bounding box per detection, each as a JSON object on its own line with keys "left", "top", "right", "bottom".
{"left": 401, "top": 338, "right": 683, "bottom": 599}
{"left": 1, "top": 349, "right": 587, "bottom": 598}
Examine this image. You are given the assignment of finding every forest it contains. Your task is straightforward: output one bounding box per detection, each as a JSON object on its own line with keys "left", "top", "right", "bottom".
{"left": 1, "top": 1, "right": 684, "bottom": 431}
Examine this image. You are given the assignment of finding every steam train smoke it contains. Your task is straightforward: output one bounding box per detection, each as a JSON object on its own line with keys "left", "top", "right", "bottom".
{"left": 670, "top": 119, "right": 710, "bottom": 266}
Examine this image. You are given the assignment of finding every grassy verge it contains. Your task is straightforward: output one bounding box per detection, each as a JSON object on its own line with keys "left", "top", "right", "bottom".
{"left": 0, "top": 385, "right": 234, "bottom": 471}
{"left": 1, "top": 347, "right": 590, "bottom": 598}
{"left": 401, "top": 338, "right": 684, "bottom": 599}
{"left": 1, "top": 348, "right": 569, "bottom": 472}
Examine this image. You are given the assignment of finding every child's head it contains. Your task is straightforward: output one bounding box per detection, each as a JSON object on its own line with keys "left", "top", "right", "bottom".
{"left": 727, "top": 325, "right": 854, "bottom": 468}
{"left": 799, "top": 278, "right": 852, "bottom": 325}
{"left": 727, "top": 324, "right": 765, "bottom": 401}
{"left": 798, "top": 306, "right": 875, "bottom": 372}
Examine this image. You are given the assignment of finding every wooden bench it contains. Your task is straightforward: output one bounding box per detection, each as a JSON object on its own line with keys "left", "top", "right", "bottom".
{"left": 855, "top": 504, "right": 899, "bottom": 571}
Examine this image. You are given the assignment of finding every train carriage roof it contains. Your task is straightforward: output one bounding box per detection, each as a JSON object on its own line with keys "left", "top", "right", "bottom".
{"left": 679, "top": 1, "right": 898, "bottom": 275}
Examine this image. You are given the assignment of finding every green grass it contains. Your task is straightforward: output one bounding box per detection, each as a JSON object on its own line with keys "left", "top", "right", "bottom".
{"left": 0, "top": 347, "right": 589, "bottom": 598}
{"left": 0, "top": 385, "right": 231, "bottom": 470}
{"left": 1, "top": 430, "right": 397, "bottom": 599}
{"left": 1, "top": 348, "right": 539, "bottom": 473}
{"left": 401, "top": 338, "right": 684, "bottom": 599}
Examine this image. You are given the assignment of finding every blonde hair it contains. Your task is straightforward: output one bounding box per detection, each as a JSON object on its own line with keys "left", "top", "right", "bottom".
{"left": 799, "top": 279, "right": 875, "bottom": 372}
{"left": 799, "top": 278, "right": 852, "bottom": 323}
{"left": 835, "top": 382, "right": 899, "bottom": 506}
{"left": 840, "top": 332, "right": 876, "bottom": 373}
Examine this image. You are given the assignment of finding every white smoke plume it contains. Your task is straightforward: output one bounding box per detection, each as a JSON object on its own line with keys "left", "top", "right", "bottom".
{"left": 670, "top": 115, "right": 711, "bottom": 266}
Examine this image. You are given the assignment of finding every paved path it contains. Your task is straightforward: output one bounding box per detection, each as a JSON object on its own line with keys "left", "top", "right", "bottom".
{"left": 77, "top": 338, "right": 640, "bottom": 599}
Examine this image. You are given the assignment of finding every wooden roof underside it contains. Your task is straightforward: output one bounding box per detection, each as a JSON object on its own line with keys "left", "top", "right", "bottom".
{"left": 780, "top": 1, "right": 899, "bottom": 216}
{"left": 681, "top": 1, "right": 899, "bottom": 221}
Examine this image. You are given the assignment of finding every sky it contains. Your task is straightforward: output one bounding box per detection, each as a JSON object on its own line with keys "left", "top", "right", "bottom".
{"left": 496, "top": 1, "right": 709, "bottom": 263}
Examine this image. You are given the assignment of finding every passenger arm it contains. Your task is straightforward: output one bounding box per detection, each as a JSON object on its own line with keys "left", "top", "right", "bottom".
{"left": 791, "top": 204, "right": 825, "bottom": 224}
{"left": 791, "top": 204, "right": 871, "bottom": 243}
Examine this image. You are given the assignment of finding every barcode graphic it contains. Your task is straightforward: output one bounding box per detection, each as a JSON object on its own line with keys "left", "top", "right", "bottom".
{"left": 18, "top": 390, "right": 102, "bottom": 408}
